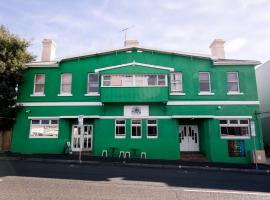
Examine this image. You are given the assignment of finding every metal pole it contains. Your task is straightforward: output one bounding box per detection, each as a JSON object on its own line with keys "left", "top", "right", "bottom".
{"left": 253, "top": 135, "right": 258, "bottom": 170}
{"left": 79, "top": 126, "right": 82, "bottom": 163}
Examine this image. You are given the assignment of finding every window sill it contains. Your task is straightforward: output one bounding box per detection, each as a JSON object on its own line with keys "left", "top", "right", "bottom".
{"left": 58, "top": 94, "right": 73, "bottom": 96}
{"left": 115, "top": 136, "right": 126, "bottom": 139}
{"left": 29, "top": 136, "right": 58, "bottom": 139}
{"left": 198, "top": 92, "right": 215, "bottom": 96}
{"left": 221, "top": 136, "right": 250, "bottom": 139}
{"left": 30, "top": 94, "right": 45, "bottom": 97}
{"left": 84, "top": 93, "right": 100, "bottom": 96}
{"left": 170, "top": 92, "right": 186, "bottom": 96}
{"left": 131, "top": 136, "right": 142, "bottom": 139}
{"left": 147, "top": 136, "right": 158, "bottom": 139}
{"left": 227, "top": 92, "right": 244, "bottom": 95}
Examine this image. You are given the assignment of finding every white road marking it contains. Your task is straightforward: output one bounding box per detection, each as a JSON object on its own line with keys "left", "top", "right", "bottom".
{"left": 184, "top": 189, "right": 270, "bottom": 196}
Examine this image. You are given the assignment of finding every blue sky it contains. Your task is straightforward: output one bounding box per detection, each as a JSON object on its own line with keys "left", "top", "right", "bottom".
{"left": 1, "top": 0, "right": 270, "bottom": 62}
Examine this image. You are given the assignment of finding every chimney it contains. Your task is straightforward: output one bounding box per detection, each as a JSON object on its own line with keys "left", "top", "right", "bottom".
{"left": 124, "top": 40, "right": 140, "bottom": 47}
{"left": 209, "top": 39, "right": 225, "bottom": 59}
{"left": 41, "top": 39, "right": 56, "bottom": 62}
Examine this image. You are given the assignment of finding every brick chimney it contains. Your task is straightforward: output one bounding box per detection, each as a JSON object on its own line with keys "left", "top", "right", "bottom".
{"left": 124, "top": 40, "right": 140, "bottom": 47}
{"left": 209, "top": 39, "right": 225, "bottom": 59}
{"left": 41, "top": 39, "right": 56, "bottom": 62}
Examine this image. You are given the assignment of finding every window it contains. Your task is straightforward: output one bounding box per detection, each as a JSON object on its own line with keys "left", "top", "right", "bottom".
{"left": 115, "top": 119, "right": 126, "bottom": 138}
{"left": 199, "top": 72, "right": 211, "bottom": 92}
{"left": 29, "top": 119, "right": 59, "bottom": 138}
{"left": 131, "top": 119, "right": 142, "bottom": 138}
{"left": 147, "top": 119, "right": 158, "bottom": 138}
{"left": 60, "top": 73, "right": 72, "bottom": 95}
{"left": 102, "top": 74, "right": 167, "bottom": 87}
{"left": 33, "top": 74, "right": 45, "bottom": 95}
{"left": 170, "top": 72, "right": 183, "bottom": 93}
{"left": 219, "top": 119, "right": 250, "bottom": 138}
{"left": 227, "top": 72, "right": 240, "bottom": 93}
{"left": 88, "top": 73, "right": 99, "bottom": 94}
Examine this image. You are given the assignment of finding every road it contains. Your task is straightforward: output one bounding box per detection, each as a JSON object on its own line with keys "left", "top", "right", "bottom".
{"left": 0, "top": 160, "right": 270, "bottom": 200}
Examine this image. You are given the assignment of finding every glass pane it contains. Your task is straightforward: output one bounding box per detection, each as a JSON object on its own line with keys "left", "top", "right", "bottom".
{"left": 34, "top": 84, "right": 44, "bottom": 93}
{"left": 62, "top": 84, "right": 71, "bottom": 93}
{"left": 148, "top": 75, "right": 157, "bottom": 86}
{"left": 230, "top": 120, "right": 238, "bottom": 124}
{"left": 35, "top": 74, "right": 45, "bottom": 84}
{"left": 132, "top": 120, "right": 141, "bottom": 125}
{"left": 122, "top": 75, "right": 133, "bottom": 86}
{"left": 148, "top": 126, "right": 157, "bottom": 136}
{"left": 172, "top": 73, "right": 181, "bottom": 81}
{"left": 221, "top": 127, "right": 249, "bottom": 137}
{"left": 135, "top": 75, "right": 147, "bottom": 86}
{"left": 227, "top": 72, "right": 238, "bottom": 82}
{"left": 158, "top": 75, "right": 166, "bottom": 86}
{"left": 240, "top": 120, "right": 249, "bottom": 124}
{"left": 88, "top": 73, "right": 99, "bottom": 92}
{"left": 116, "top": 126, "right": 125, "bottom": 135}
{"left": 111, "top": 75, "right": 122, "bottom": 86}
{"left": 31, "top": 120, "right": 40, "bottom": 124}
{"left": 116, "top": 120, "right": 125, "bottom": 125}
{"left": 228, "top": 82, "right": 239, "bottom": 92}
{"left": 220, "top": 120, "right": 227, "bottom": 124}
{"left": 200, "top": 82, "right": 210, "bottom": 92}
{"left": 62, "top": 74, "right": 71, "bottom": 84}
{"left": 51, "top": 120, "right": 58, "bottom": 124}
{"left": 41, "top": 120, "right": 50, "bottom": 124}
{"left": 148, "top": 120, "right": 157, "bottom": 125}
{"left": 199, "top": 73, "right": 210, "bottom": 81}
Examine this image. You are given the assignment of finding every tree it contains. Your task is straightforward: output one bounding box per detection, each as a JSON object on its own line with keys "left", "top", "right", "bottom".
{"left": 0, "top": 25, "right": 34, "bottom": 132}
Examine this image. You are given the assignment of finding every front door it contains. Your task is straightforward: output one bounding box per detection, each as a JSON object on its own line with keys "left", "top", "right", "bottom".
{"left": 71, "top": 125, "right": 93, "bottom": 152}
{"left": 179, "top": 125, "right": 199, "bottom": 152}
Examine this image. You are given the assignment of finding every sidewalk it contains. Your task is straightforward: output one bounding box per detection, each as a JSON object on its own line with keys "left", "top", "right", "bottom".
{"left": 1, "top": 152, "right": 270, "bottom": 174}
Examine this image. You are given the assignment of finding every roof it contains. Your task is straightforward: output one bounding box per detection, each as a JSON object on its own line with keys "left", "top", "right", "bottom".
{"left": 25, "top": 45, "right": 261, "bottom": 67}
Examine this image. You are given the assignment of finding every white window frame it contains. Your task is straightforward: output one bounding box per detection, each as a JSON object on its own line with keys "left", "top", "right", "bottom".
{"left": 32, "top": 74, "right": 45, "bottom": 96}
{"left": 131, "top": 119, "right": 142, "bottom": 139}
{"left": 101, "top": 74, "right": 167, "bottom": 87}
{"left": 198, "top": 72, "right": 214, "bottom": 95}
{"left": 170, "top": 72, "right": 185, "bottom": 95}
{"left": 115, "top": 119, "right": 126, "bottom": 138}
{"left": 227, "top": 72, "right": 241, "bottom": 94}
{"left": 59, "top": 73, "right": 72, "bottom": 96}
{"left": 147, "top": 119, "right": 158, "bottom": 139}
{"left": 29, "top": 119, "right": 59, "bottom": 138}
{"left": 219, "top": 119, "right": 250, "bottom": 139}
{"left": 86, "top": 73, "right": 99, "bottom": 96}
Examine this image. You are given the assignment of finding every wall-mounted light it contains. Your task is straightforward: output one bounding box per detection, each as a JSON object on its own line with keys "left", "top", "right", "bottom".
{"left": 217, "top": 106, "right": 222, "bottom": 110}
{"left": 25, "top": 110, "right": 31, "bottom": 113}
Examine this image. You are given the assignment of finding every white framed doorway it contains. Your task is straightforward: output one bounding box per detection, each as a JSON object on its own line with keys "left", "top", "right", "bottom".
{"left": 71, "top": 125, "right": 93, "bottom": 152}
{"left": 179, "top": 125, "right": 199, "bottom": 152}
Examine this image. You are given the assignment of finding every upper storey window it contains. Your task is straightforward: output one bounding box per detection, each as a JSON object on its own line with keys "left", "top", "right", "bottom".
{"left": 60, "top": 73, "right": 72, "bottom": 95}
{"left": 87, "top": 73, "right": 99, "bottom": 94}
{"left": 170, "top": 72, "right": 183, "bottom": 93}
{"left": 33, "top": 74, "right": 45, "bottom": 96}
{"left": 199, "top": 72, "right": 211, "bottom": 93}
{"left": 227, "top": 72, "right": 240, "bottom": 93}
{"left": 101, "top": 74, "right": 167, "bottom": 87}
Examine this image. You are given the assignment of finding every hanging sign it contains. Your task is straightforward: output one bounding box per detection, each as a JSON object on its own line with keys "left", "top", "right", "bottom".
{"left": 250, "top": 121, "right": 256, "bottom": 137}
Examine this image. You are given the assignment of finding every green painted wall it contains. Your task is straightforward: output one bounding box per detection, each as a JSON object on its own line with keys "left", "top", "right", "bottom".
{"left": 11, "top": 47, "right": 263, "bottom": 163}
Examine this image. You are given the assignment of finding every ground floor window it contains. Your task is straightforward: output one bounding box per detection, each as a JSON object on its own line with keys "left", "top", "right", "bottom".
{"left": 219, "top": 119, "right": 250, "bottom": 138}
{"left": 131, "top": 119, "right": 142, "bottom": 138}
{"left": 29, "top": 119, "right": 59, "bottom": 138}
{"left": 115, "top": 119, "right": 126, "bottom": 138}
{"left": 147, "top": 119, "right": 158, "bottom": 138}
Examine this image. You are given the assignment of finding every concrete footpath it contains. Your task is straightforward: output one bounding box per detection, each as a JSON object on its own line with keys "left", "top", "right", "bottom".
{"left": 0, "top": 152, "right": 270, "bottom": 175}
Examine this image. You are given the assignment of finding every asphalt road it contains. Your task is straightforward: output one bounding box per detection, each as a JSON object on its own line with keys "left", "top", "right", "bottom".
{"left": 0, "top": 160, "right": 270, "bottom": 200}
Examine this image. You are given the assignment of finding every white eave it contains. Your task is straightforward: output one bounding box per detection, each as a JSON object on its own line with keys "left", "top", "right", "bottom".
{"left": 213, "top": 59, "right": 261, "bottom": 66}
{"left": 25, "top": 61, "right": 59, "bottom": 68}
{"left": 95, "top": 61, "right": 174, "bottom": 73}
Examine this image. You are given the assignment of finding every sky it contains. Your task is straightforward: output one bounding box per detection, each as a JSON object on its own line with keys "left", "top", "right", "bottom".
{"left": 0, "top": 0, "right": 270, "bottom": 63}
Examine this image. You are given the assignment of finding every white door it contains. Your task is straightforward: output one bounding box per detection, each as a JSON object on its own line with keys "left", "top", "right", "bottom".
{"left": 179, "top": 125, "right": 199, "bottom": 152}
{"left": 71, "top": 125, "right": 93, "bottom": 152}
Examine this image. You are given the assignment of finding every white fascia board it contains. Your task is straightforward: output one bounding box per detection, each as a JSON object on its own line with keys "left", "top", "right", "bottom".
{"left": 25, "top": 61, "right": 59, "bottom": 68}
{"left": 95, "top": 61, "right": 174, "bottom": 73}
{"left": 213, "top": 61, "right": 261, "bottom": 66}
{"left": 28, "top": 116, "right": 60, "bottom": 119}
{"left": 167, "top": 101, "right": 260, "bottom": 105}
{"left": 214, "top": 116, "right": 252, "bottom": 119}
{"left": 172, "top": 115, "right": 214, "bottom": 119}
{"left": 19, "top": 102, "right": 103, "bottom": 106}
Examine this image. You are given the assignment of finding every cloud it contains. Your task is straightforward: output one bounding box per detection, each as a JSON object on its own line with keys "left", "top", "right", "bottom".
{"left": 225, "top": 38, "right": 247, "bottom": 53}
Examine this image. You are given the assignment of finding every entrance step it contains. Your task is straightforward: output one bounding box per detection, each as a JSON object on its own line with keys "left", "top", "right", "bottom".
{"left": 180, "top": 152, "right": 208, "bottom": 162}
{"left": 71, "top": 152, "right": 93, "bottom": 156}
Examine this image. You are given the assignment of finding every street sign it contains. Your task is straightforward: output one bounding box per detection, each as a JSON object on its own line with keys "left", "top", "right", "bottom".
{"left": 250, "top": 121, "right": 256, "bottom": 137}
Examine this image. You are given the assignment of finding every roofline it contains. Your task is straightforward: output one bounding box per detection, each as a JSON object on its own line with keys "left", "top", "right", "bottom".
{"left": 25, "top": 61, "right": 59, "bottom": 68}
{"left": 94, "top": 61, "right": 174, "bottom": 73}
{"left": 213, "top": 60, "right": 261, "bottom": 66}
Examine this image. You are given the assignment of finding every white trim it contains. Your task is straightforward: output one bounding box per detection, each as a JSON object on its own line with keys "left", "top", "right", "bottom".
{"left": 146, "top": 119, "right": 158, "bottom": 139}
{"left": 167, "top": 101, "right": 259, "bottom": 105}
{"left": 19, "top": 102, "right": 103, "bottom": 106}
{"left": 227, "top": 71, "right": 240, "bottom": 93}
{"left": 227, "top": 92, "right": 244, "bottom": 95}
{"left": 33, "top": 74, "right": 45, "bottom": 96}
{"left": 198, "top": 92, "right": 215, "bottom": 96}
{"left": 199, "top": 72, "right": 212, "bottom": 93}
{"left": 220, "top": 136, "right": 250, "bottom": 139}
{"left": 87, "top": 73, "right": 99, "bottom": 94}
{"left": 214, "top": 116, "right": 252, "bottom": 119}
{"left": 26, "top": 61, "right": 58, "bottom": 67}
{"left": 57, "top": 94, "right": 73, "bottom": 96}
{"left": 213, "top": 60, "right": 261, "bottom": 66}
{"left": 28, "top": 116, "right": 60, "bottom": 120}
{"left": 100, "top": 116, "right": 171, "bottom": 119}
{"left": 115, "top": 119, "right": 126, "bottom": 139}
{"left": 95, "top": 61, "right": 174, "bottom": 73}
{"left": 59, "top": 115, "right": 100, "bottom": 119}
{"left": 84, "top": 93, "right": 100, "bottom": 96}
{"left": 60, "top": 73, "right": 72, "bottom": 95}
{"left": 172, "top": 115, "right": 214, "bottom": 119}
{"left": 170, "top": 92, "right": 186, "bottom": 96}
{"left": 30, "top": 94, "right": 45, "bottom": 97}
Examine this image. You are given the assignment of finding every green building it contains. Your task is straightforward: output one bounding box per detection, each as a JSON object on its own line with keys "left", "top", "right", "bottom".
{"left": 11, "top": 39, "right": 264, "bottom": 164}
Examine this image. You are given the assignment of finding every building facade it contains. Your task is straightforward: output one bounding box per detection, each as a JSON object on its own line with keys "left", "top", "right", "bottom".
{"left": 256, "top": 60, "right": 270, "bottom": 147}
{"left": 11, "top": 39, "right": 263, "bottom": 163}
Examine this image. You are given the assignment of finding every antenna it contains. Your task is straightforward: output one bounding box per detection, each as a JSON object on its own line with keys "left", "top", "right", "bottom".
{"left": 120, "top": 26, "right": 134, "bottom": 42}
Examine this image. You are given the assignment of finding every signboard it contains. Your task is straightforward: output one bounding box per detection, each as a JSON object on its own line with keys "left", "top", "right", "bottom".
{"left": 250, "top": 121, "right": 256, "bottom": 137}
{"left": 124, "top": 106, "right": 149, "bottom": 117}
{"left": 30, "top": 125, "right": 58, "bottom": 137}
{"left": 228, "top": 140, "right": 246, "bottom": 157}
